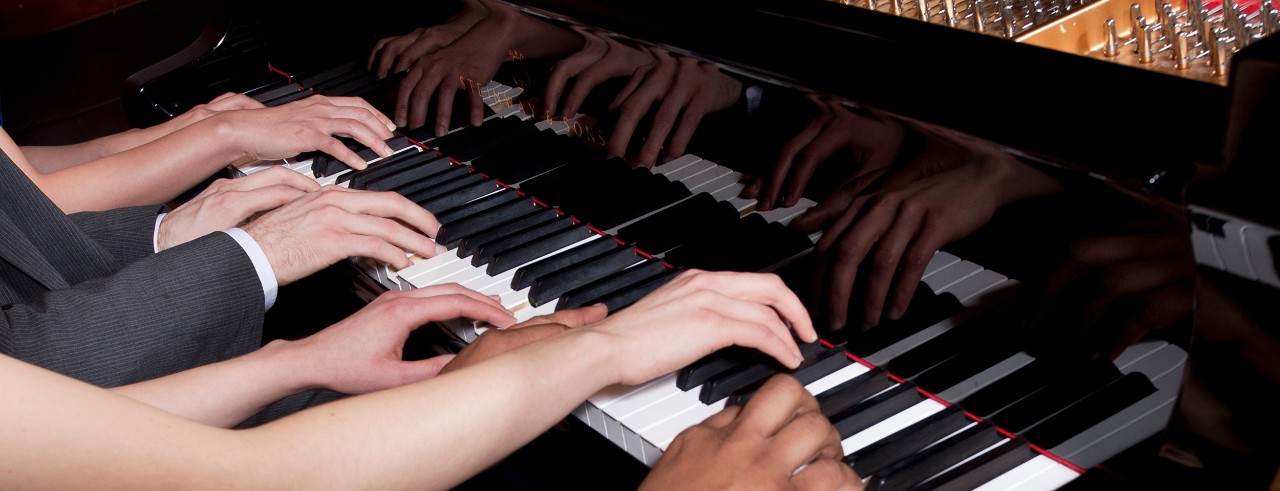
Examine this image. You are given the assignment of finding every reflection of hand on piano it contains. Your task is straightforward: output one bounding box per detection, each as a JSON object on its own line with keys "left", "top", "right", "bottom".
{"left": 156, "top": 167, "right": 319, "bottom": 250}
{"left": 240, "top": 186, "right": 447, "bottom": 286}
{"left": 746, "top": 97, "right": 904, "bottom": 212}
{"left": 603, "top": 48, "right": 745, "bottom": 168}
{"left": 643, "top": 374, "right": 862, "bottom": 491}
{"left": 1028, "top": 223, "right": 1196, "bottom": 360}
{"left": 367, "top": 0, "right": 489, "bottom": 79}
{"left": 289, "top": 283, "right": 514, "bottom": 395}
{"left": 540, "top": 26, "right": 655, "bottom": 121}
{"left": 793, "top": 128, "right": 1061, "bottom": 330}
{"left": 439, "top": 304, "right": 608, "bottom": 376}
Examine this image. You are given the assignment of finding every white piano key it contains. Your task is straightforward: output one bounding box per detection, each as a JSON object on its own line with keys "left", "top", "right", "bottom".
{"left": 513, "top": 300, "right": 557, "bottom": 322}
{"left": 661, "top": 159, "right": 719, "bottom": 182}
{"left": 938, "top": 269, "right": 1006, "bottom": 304}
{"left": 694, "top": 172, "right": 745, "bottom": 196}
{"left": 727, "top": 196, "right": 758, "bottom": 214}
{"left": 586, "top": 375, "right": 674, "bottom": 434}
{"left": 679, "top": 166, "right": 736, "bottom": 192}
{"left": 1243, "top": 224, "right": 1280, "bottom": 287}
{"left": 651, "top": 154, "right": 702, "bottom": 175}
{"left": 840, "top": 398, "right": 948, "bottom": 455}
{"left": 400, "top": 251, "right": 468, "bottom": 287}
{"left": 922, "top": 251, "right": 962, "bottom": 279}
{"left": 755, "top": 197, "right": 817, "bottom": 227}
{"left": 651, "top": 399, "right": 727, "bottom": 449}
{"left": 972, "top": 455, "right": 1080, "bottom": 491}
{"left": 619, "top": 385, "right": 705, "bottom": 437}
{"left": 1190, "top": 227, "right": 1224, "bottom": 270}
{"left": 711, "top": 182, "right": 747, "bottom": 201}
{"left": 1111, "top": 339, "right": 1168, "bottom": 372}
{"left": 805, "top": 362, "right": 872, "bottom": 395}
{"left": 924, "top": 260, "right": 984, "bottom": 293}
{"left": 1216, "top": 219, "right": 1256, "bottom": 280}
{"left": 936, "top": 351, "right": 1035, "bottom": 402}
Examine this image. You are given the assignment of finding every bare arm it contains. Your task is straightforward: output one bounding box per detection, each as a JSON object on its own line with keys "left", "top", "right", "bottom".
{"left": 0, "top": 270, "right": 813, "bottom": 490}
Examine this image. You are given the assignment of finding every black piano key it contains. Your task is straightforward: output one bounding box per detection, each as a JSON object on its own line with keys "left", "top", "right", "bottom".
{"left": 437, "top": 197, "right": 545, "bottom": 247}
{"left": 406, "top": 172, "right": 487, "bottom": 205}
{"left": 912, "top": 341, "right": 1023, "bottom": 394}
{"left": 264, "top": 87, "right": 315, "bottom": 106}
{"left": 353, "top": 135, "right": 413, "bottom": 162}
{"left": 529, "top": 246, "right": 647, "bottom": 307}
{"left": 957, "top": 359, "right": 1054, "bottom": 417}
{"left": 488, "top": 223, "right": 598, "bottom": 275}
{"left": 450, "top": 123, "right": 542, "bottom": 163}
{"left": 435, "top": 188, "right": 524, "bottom": 227}
{"left": 866, "top": 423, "right": 1003, "bottom": 491}
{"left": 880, "top": 308, "right": 1000, "bottom": 379}
{"left": 595, "top": 267, "right": 682, "bottom": 312}
{"left": 728, "top": 344, "right": 853, "bottom": 406}
{"left": 817, "top": 367, "right": 894, "bottom": 419}
{"left": 471, "top": 215, "right": 576, "bottom": 266}
{"left": 520, "top": 156, "right": 632, "bottom": 207}
{"left": 311, "top": 70, "right": 372, "bottom": 95}
{"left": 698, "top": 342, "right": 831, "bottom": 405}
{"left": 389, "top": 164, "right": 476, "bottom": 196}
{"left": 512, "top": 237, "right": 619, "bottom": 291}
{"left": 679, "top": 347, "right": 758, "bottom": 392}
{"left": 845, "top": 284, "right": 966, "bottom": 359}
{"left": 616, "top": 194, "right": 736, "bottom": 254}
{"left": 457, "top": 207, "right": 559, "bottom": 258}
{"left": 845, "top": 406, "right": 970, "bottom": 477}
{"left": 987, "top": 359, "right": 1122, "bottom": 434}
{"left": 250, "top": 83, "right": 305, "bottom": 103}
{"left": 311, "top": 153, "right": 348, "bottom": 179}
{"left": 664, "top": 215, "right": 813, "bottom": 273}
{"left": 470, "top": 133, "right": 587, "bottom": 184}
{"left": 297, "top": 61, "right": 361, "bottom": 87}
{"left": 1019, "top": 371, "right": 1157, "bottom": 448}
{"left": 351, "top": 155, "right": 453, "bottom": 191}
{"left": 419, "top": 179, "right": 505, "bottom": 214}
{"left": 428, "top": 116, "right": 525, "bottom": 157}
{"left": 558, "top": 259, "right": 669, "bottom": 310}
{"left": 318, "top": 72, "right": 378, "bottom": 97}
{"left": 919, "top": 439, "right": 1036, "bottom": 491}
{"left": 828, "top": 384, "right": 923, "bottom": 439}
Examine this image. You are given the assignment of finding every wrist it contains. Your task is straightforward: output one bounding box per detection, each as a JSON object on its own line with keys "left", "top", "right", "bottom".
{"left": 258, "top": 338, "right": 323, "bottom": 393}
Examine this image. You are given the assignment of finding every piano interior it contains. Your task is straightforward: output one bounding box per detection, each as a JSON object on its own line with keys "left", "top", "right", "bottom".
{"left": 2, "top": 0, "right": 1278, "bottom": 488}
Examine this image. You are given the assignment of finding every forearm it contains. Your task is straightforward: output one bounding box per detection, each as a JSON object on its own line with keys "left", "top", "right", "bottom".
{"left": 110, "top": 340, "right": 312, "bottom": 428}
{"left": 31, "top": 118, "right": 244, "bottom": 212}
{"left": 245, "top": 329, "right": 617, "bottom": 490}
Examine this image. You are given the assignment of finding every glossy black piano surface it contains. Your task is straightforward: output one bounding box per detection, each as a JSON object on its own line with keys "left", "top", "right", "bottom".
{"left": 10, "top": 0, "right": 1278, "bottom": 488}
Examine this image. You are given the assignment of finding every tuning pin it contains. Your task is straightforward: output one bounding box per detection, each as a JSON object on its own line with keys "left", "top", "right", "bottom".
{"left": 944, "top": 0, "right": 958, "bottom": 26}
{"left": 918, "top": 0, "right": 930, "bottom": 20}
{"left": 1174, "top": 31, "right": 1192, "bottom": 69}
{"left": 1188, "top": 0, "right": 1204, "bottom": 25}
{"left": 1163, "top": 5, "right": 1179, "bottom": 43}
{"left": 1213, "top": 38, "right": 1231, "bottom": 76}
{"left": 1004, "top": 5, "right": 1018, "bottom": 36}
{"left": 973, "top": 0, "right": 988, "bottom": 32}
{"left": 1139, "top": 23, "right": 1156, "bottom": 62}
{"left": 892, "top": 0, "right": 905, "bottom": 15}
{"left": 1130, "top": 3, "right": 1144, "bottom": 42}
{"left": 1105, "top": 18, "right": 1121, "bottom": 56}
{"left": 1032, "top": 0, "right": 1047, "bottom": 23}
{"left": 1235, "top": 13, "right": 1250, "bottom": 49}
{"left": 868, "top": 0, "right": 880, "bottom": 11}
{"left": 1268, "top": 9, "right": 1280, "bottom": 35}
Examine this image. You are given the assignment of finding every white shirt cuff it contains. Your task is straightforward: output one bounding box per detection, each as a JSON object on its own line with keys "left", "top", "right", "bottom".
{"left": 222, "top": 228, "right": 279, "bottom": 310}
{"left": 153, "top": 212, "right": 167, "bottom": 253}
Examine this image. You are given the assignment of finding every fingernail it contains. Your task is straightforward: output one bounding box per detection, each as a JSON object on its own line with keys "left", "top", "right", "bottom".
{"left": 354, "top": 161, "right": 368, "bottom": 170}
{"left": 386, "top": 121, "right": 397, "bottom": 131}
{"left": 888, "top": 307, "right": 902, "bottom": 320}
{"left": 488, "top": 294, "right": 502, "bottom": 302}
{"left": 435, "top": 124, "right": 447, "bottom": 137}
{"left": 434, "top": 243, "right": 448, "bottom": 256}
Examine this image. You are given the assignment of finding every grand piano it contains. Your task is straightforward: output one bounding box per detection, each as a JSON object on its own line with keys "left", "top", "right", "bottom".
{"left": 6, "top": 0, "right": 1277, "bottom": 488}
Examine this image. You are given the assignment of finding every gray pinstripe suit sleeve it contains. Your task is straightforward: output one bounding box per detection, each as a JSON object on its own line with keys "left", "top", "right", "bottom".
{"left": 0, "top": 231, "right": 266, "bottom": 388}
{"left": 67, "top": 205, "right": 167, "bottom": 266}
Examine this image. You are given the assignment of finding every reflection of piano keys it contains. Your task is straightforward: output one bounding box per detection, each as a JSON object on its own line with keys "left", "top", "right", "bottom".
{"left": 1188, "top": 204, "right": 1280, "bottom": 287}
{"left": 221, "top": 59, "right": 1186, "bottom": 489}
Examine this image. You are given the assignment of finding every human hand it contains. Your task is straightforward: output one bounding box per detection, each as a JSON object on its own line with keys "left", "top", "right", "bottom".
{"left": 284, "top": 284, "right": 516, "bottom": 394}
{"left": 590, "top": 270, "right": 815, "bottom": 386}
{"left": 792, "top": 129, "right": 1060, "bottom": 330}
{"left": 743, "top": 97, "right": 905, "bottom": 212}
{"left": 367, "top": 0, "right": 488, "bottom": 78}
{"left": 603, "top": 48, "right": 743, "bottom": 168}
{"left": 240, "top": 186, "right": 445, "bottom": 286}
{"left": 642, "top": 375, "right": 861, "bottom": 491}
{"left": 1027, "top": 223, "right": 1195, "bottom": 360}
{"left": 439, "top": 304, "right": 608, "bottom": 375}
{"left": 539, "top": 27, "right": 654, "bottom": 121}
{"left": 214, "top": 94, "right": 397, "bottom": 171}
{"left": 156, "top": 166, "right": 320, "bottom": 250}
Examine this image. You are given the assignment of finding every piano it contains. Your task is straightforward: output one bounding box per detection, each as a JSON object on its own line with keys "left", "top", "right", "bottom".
{"left": 92, "top": 0, "right": 1280, "bottom": 488}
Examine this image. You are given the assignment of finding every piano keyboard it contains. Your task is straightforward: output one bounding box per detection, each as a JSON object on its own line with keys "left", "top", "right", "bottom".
{"left": 227, "top": 61, "right": 1188, "bottom": 489}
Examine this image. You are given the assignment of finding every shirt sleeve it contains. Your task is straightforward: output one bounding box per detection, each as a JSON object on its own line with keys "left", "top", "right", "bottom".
{"left": 153, "top": 212, "right": 278, "bottom": 309}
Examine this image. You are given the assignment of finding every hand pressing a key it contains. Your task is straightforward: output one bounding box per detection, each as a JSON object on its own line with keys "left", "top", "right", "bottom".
{"left": 642, "top": 375, "right": 862, "bottom": 491}
{"left": 539, "top": 26, "right": 655, "bottom": 121}
{"left": 241, "top": 186, "right": 446, "bottom": 286}
{"left": 156, "top": 167, "right": 320, "bottom": 250}
{"left": 367, "top": 0, "right": 489, "bottom": 79}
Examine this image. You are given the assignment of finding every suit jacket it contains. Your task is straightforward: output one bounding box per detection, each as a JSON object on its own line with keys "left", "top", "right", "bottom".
{"left": 0, "top": 148, "right": 266, "bottom": 388}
